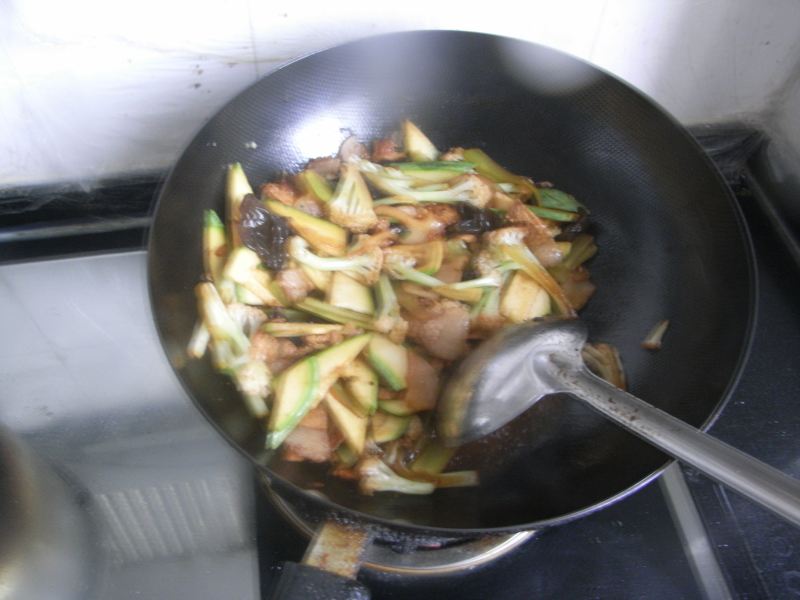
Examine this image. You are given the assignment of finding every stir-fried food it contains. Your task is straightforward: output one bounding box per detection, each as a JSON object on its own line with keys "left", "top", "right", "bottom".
{"left": 189, "top": 120, "right": 612, "bottom": 495}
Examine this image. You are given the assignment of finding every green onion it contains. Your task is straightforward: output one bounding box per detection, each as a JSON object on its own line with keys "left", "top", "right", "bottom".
{"left": 502, "top": 244, "right": 576, "bottom": 317}
{"left": 295, "top": 298, "right": 376, "bottom": 330}
{"left": 187, "top": 321, "right": 210, "bottom": 359}
{"left": 538, "top": 188, "right": 581, "bottom": 212}
{"left": 389, "top": 161, "right": 475, "bottom": 172}
{"left": 261, "top": 322, "right": 345, "bottom": 337}
{"left": 410, "top": 440, "right": 455, "bottom": 475}
{"left": 296, "top": 169, "right": 333, "bottom": 202}
{"left": 385, "top": 261, "right": 446, "bottom": 287}
{"left": 435, "top": 470, "right": 480, "bottom": 488}
{"left": 462, "top": 148, "right": 539, "bottom": 200}
{"left": 561, "top": 234, "right": 598, "bottom": 270}
{"left": 528, "top": 205, "right": 581, "bottom": 222}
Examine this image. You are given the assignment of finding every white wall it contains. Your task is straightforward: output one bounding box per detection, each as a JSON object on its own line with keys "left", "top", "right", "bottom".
{"left": 765, "top": 60, "right": 800, "bottom": 185}
{"left": 1, "top": 0, "right": 799, "bottom": 188}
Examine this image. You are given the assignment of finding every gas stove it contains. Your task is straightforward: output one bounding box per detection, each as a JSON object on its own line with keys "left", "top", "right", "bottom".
{"left": 1, "top": 129, "right": 798, "bottom": 599}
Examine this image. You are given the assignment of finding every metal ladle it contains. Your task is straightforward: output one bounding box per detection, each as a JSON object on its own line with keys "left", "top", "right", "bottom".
{"left": 437, "top": 319, "right": 800, "bottom": 527}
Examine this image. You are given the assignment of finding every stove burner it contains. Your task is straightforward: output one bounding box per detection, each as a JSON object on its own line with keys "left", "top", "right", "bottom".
{"left": 261, "top": 478, "right": 535, "bottom": 575}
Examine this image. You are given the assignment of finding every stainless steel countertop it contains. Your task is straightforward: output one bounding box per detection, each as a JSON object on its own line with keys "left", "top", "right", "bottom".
{"left": 0, "top": 251, "right": 259, "bottom": 600}
{"left": 3, "top": 201, "right": 800, "bottom": 599}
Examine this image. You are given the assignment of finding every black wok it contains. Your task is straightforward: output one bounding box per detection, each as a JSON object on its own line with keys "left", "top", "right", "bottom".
{"left": 148, "top": 31, "right": 754, "bottom": 538}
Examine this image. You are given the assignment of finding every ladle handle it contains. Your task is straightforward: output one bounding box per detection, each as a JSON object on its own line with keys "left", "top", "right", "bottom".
{"left": 548, "top": 355, "right": 800, "bottom": 528}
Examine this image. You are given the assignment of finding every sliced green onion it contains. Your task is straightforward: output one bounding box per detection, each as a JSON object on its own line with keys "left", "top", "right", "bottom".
{"left": 295, "top": 298, "right": 375, "bottom": 329}
{"left": 187, "top": 321, "right": 210, "bottom": 359}
{"left": 262, "top": 322, "right": 345, "bottom": 337}
{"left": 412, "top": 183, "right": 450, "bottom": 192}
{"left": 462, "top": 148, "right": 539, "bottom": 200}
{"left": 296, "top": 169, "right": 333, "bottom": 202}
{"left": 432, "top": 285, "right": 483, "bottom": 304}
{"left": 447, "top": 276, "right": 502, "bottom": 290}
{"left": 561, "top": 234, "right": 598, "bottom": 270}
{"left": 389, "top": 161, "right": 475, "bottom": 172}
{"left": 538, "top": 188, "right": 581, "bottom": 212}
{"left": 410, "top": 440, "right": 455, "bottom": 475}
{"left": 529, "top": 205, "right": 581, "bottom": 222}
{"left": 435, "top": 470, "right": 480, "bottom": 488}
{"left": 501, "top": 244, "right": 576, "bottom": 317}
{"left": 385, "top": 262, "right": 446, "bottom": 287}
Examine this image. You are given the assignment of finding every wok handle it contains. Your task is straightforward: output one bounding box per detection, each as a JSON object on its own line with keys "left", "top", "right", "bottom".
{"left": 270, "top": 563, "right": 370, "bottom": 600}
{"left": 548, "top": 355, "right": 800, "bottom": 528}
{"left": 270, "top": 521, "right": 372, "bottom": 600}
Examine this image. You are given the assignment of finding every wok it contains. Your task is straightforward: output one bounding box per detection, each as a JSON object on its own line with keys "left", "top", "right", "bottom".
{"left": 148, "top": 31, "right": 754, "bottom": 539}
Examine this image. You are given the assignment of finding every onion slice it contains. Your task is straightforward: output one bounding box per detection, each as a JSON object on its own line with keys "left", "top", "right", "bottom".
{"left": 642, "top": 319, "right": 670, "bottom": 350}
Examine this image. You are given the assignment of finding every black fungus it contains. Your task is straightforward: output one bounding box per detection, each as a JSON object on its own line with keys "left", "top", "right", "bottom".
{"left": 239, "top": 194, "right": 292, "bottom": 270}
{"left": 555, "top": 210, "right": 590, "bottom": 241}
{"left": 446, "top": 202, "right": 505, "bottom": 235}
{"left": 461, "top": 267, "right": 479, "bottom": 282}
{"left": 266, "top": 308, "right": 284, "bottom": 320}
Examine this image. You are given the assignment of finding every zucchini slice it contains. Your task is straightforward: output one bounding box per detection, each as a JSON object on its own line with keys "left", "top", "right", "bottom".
{"left": 324, "top": 392, "right": 368, "bottom": 454}
{"left": 226, "top": 163, "right": 253, "bottom": 248}
{"left": 402, "top": 120, "right": 439, "bottom": 162}
{"left": 266, "top": 334, "right": 371, "bottom": 448}
{"left": 327, "top": 272, "right": 375, "bottom": 315}
{"left": 267, "top": 357, "right": 320, "bottom": 448}
{"left": 264, "top": 199, "right": 347, "bottom": 256}
{"left": 499, "top": 272, "right": 551, "bottom": 323}
{"left": 371, "top": 411, "right": 411, "bottom": 443}
{"left": 377, "top": 398, "right": 416, "bottom": 416}
{"left": 203, "top": 209, "right": 227, "bottom": 283}
{"left": 366, "top": 335, "right": 408, "bottom": 391}
{"left": 340, "top": 359, "right": 379, "bottom": 416}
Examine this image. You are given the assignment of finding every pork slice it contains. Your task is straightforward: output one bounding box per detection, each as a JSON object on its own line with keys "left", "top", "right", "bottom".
{"left": 262, "top": 180, "right": 299, "bottom": 205}
{"left": 276, "top": 268, "right": 314, "bottom": 303}
{"left": 282, "top": 425, "right": 333, "bottom": 463}
{"left": 406, "top": 300, "right": 470, "bottom": 360}
{"left": 402, "top": 352, "right": 439, "bottom": 411}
